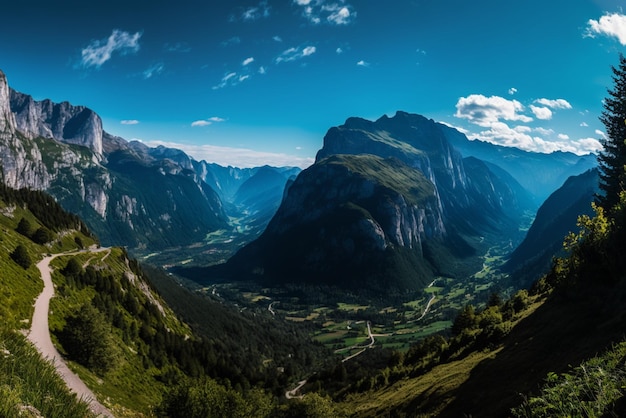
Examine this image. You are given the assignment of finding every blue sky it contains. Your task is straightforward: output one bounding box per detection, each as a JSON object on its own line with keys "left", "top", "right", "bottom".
{"left": 0, "top": 0, "right": 624, "bottom": 167}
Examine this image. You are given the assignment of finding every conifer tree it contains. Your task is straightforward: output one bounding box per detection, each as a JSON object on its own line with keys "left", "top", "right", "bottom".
{"left": 597, "top": 54, "right": 626, "bottom": 212}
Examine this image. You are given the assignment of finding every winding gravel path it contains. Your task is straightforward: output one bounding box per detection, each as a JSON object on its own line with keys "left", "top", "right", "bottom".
{"left": 28, "top": 250, "right": 114, "bottom": 418}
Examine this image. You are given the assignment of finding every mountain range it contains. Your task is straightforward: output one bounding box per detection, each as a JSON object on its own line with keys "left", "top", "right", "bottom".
{"left": 210, "top": 112, "right": 596, "bottom": 293}
{"left": 0, "top": 69, "right": 298, "bottom": 253}
{"left": 0, "top": 67, "right": 599, "bottom": 294}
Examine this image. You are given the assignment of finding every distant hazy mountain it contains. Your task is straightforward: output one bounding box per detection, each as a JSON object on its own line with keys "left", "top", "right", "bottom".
{"left": 0, "top": 69, "right": 293, "bottom": 251}
{"left": 218, "top": 112, "right": 534, "bottom": 293}
{"left": 439, "top": 123, "right": 598, "bottom": 203}
{"left": 505, "top": 168, "right": 600, "bottom": 287}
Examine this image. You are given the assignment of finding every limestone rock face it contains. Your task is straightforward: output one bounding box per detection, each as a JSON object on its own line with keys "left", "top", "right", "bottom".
{"left": 10, "top": 90, "right": 103, "bottom": 156}
{"left": 0, "top": 70, "right": 16, "bottom": 133}
{"left": 226, "top": 112, "right": 535, "bottom": 292}
{"left": 0, "top": 68, "right": 230, "bottom": 251}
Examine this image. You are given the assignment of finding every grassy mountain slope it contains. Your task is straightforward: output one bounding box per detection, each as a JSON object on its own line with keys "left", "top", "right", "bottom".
{"left": 0, "top": 187, "right": 100, "bottom": 417}
{"left": 332, "top": 192, "right": 626, "bottom": 417}
{"left": 0, "top": 183, "right": 339, "bottom": 417}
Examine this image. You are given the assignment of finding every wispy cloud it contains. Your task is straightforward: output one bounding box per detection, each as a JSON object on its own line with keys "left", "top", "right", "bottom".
{"left": 535, "top": 98, "right": 572, "bottom": 109}
{"left": 138, "top": 140, "right": 314, "bottom": 169}
{"left": 508, "top": 87, "right": 517, "bottom": 95}
{"left": 80, "top": 29, "right": 141, "bottom": 69}
{"left": 242, "top": 57, "right": 255, "bottom": 66}
{"left": 356, "top": 60, "right": 370, "bottom": 67}
{"left": 121, "top": 120, "right": 139, "bottom": 125}
{"left": 273, "top": 35, "right": 283, "bottom": 42}
{"left": 213, "top": 72, "right": 251, "bottom": 90}
{"left": 221, "top": 37, "right": 241, "bottom": 47}
{"left": 276, "top": 45, "right": 317, "bottom": 63}
{"left": 242, "top": 1, "right": 270, "bottom": 21}
{"left": 191, "top": 117, "right": 226, "bottom": 127}
{"left": 586, "top": 12, "right": 626, "bottom": 45}
{"left": 143, "top": 62, "right": 164, "bottom": 79}
{"left": 164, "top": 42, "right": 191, "bottom": 53}
{"left": 294, "top": 0, "right": 356, "bottom": 25}
{"left": 580, "top": 122, "right": 589, "bottom": 127}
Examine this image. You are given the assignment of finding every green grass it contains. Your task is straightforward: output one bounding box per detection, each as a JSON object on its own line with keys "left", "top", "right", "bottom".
{"left": 0, "top": 328, "right": 94, "bottom": 418}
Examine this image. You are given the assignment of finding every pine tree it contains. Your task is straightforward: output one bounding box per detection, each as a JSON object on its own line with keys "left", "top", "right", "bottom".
{"left": 597, "top": 54, "right": 626, "bottom": 212}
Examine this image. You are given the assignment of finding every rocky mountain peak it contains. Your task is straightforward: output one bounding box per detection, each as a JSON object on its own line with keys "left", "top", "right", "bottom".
{"left": 0, "top": 70, "right": 16, "bottom": 133}
{"left": 10, "top": 89, "right": 103, "bottom": 157}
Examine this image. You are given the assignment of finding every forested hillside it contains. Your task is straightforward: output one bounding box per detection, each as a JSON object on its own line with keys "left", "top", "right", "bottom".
{"left": 0, "top": 184, "right": 343, "bottom": 417}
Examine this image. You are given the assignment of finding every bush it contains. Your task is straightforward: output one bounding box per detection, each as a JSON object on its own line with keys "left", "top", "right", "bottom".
{"left": 58, "top": 303, "right": 118, "bottom": 376}
{"left": 10, "top": 245, "right": 31, "bottom": 269}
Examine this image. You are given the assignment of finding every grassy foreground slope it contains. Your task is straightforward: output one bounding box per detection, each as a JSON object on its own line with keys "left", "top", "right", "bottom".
{"left": 0, "top": 186, "right": 98, "bottom": 417}
{"left": 337, "top": 195, "right": 626, "bottom": 417}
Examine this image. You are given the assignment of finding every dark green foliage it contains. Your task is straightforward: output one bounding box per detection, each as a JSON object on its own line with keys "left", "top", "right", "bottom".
{"left": 10, "top": 244, "right": 31, "bottom": 269}
{"left": 597, "top": 54, "right": 626, "bottom": 213}
{"left": 15, "top": 217, "right": 31, "bottom": 237}
{"left": 58, "top": 303, "right": 118, "bottom": 376}
{"left": 0, "top": 185, "right": 93, "bottom": 236}
{"left": 31, "top": 226, "right": 53, "bottom": 244}
{"left": 157, "top": 378, "right": 274, "bottom": 418}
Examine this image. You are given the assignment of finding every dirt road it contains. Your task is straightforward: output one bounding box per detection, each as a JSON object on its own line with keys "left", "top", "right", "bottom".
{"left": 28, "top": 250, "right": 114, "bottom": 418}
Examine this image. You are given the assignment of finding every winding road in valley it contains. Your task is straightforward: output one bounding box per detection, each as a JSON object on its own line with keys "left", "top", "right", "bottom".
{"left": 28, "top": 249, "right": 114, "bottom": 418}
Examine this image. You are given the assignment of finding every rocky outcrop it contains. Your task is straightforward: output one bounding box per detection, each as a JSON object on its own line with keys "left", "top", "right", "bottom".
{"left": 10, "top": 90, "right": 103, "bottom": 157}
{"left": 0, "top": 70, "right": 16, "bottom": 133}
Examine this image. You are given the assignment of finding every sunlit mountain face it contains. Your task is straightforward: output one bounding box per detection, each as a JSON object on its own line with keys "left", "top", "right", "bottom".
{"left": 0, "top": 1, "right": 619, "bottom": 170}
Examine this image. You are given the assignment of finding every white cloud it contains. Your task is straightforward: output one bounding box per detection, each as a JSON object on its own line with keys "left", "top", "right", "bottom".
{"left": 336, "top": 47, "right": 344, "bottom": 54}
{"left": 242, "top": 1, "right": 270, "bottom": 21}
{"left": 595, "top": 129, "right": 607, "bottom": 139}
{"left": 213, "top": 71, "right": 252, "bottom": 89}
{"left": 121, "top": 120, "right": 139, "bottom": 125}
{"left": 558, "top": 133, "right": 570, "bottom": 140}
{"left": 276, "top": 45, "right": 317, "bottom": 63}
{"left": 80, "top": 29, "right": 141, "bottom": 68}
{"left": 356, "top": 60, "right": 370, "bottom": 67}
{"left": 466, "top": 121, "right": 601, "bottom": 155}
{"left": 191, "top": 117, "right": 226, "bottom": 127}
{"left": 535, "top": 98, "right": 572, "bottom": 109}
{"left": 327, "top": 6, "right": 352, "bottom": 25}
{"left": 508, "top": 87, "right": 518, "bottom": 95}
{"left": 295, "top": 0, "right": 356, "bottom": 25}
{"left": 143, "top": 62, "right": 164, "bottom": 79}
{"left": 273, "top": 35, "right": 283, "bottom": 42}
{"left": 258, "top": 66, "right": 267, "bottom": 74}
{"left": 242, "top": 57, "right": 255, "bottom": 66}
{"left": 586, "top": 13, "right": 626, "bottom": 45}
{"left": 530, "top": 105, "right": 553, "bottom": 120}
{"left": 455, "top": 94, "right": 532, "bottom": 127}
{"left": 580, "top": 122, "right": 589, "bottom": 127}
{"left": 534, "top": 127, "right": 554, "bottom": 136}
{"left": 139, "top": 140, "right": 314, "bottom": 169}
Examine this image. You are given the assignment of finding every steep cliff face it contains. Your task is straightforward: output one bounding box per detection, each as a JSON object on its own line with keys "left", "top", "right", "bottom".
{"left": 10, "top": 90, "right": 103, "bottom": 156}
{"left": 0, "top": 69, "right": 230, "bottom": 251}
{"left": 0, "top": 70, "right": 16, "bottom": 133}
{"left": 227, "top": 154, "right": 472, "bottom": 291}
{"left": 317, "top": 111, "right": 531, "bottom": 234}
{"left": 221, "top": 112, "right": 532, "bottom": 292}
